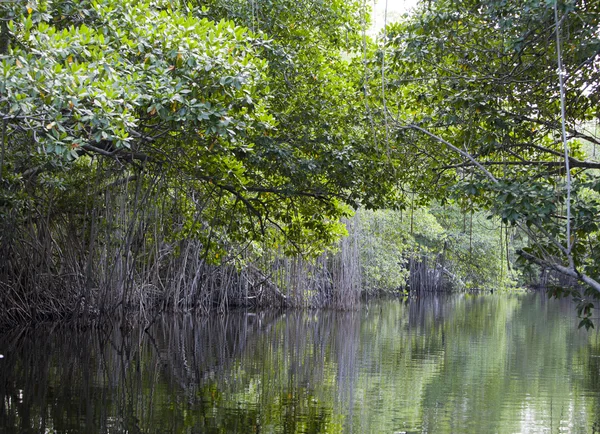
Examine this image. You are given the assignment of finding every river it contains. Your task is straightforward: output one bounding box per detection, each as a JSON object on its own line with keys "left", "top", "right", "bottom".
{"left": 1, "top": 292, "right": 599, "bottom": 433}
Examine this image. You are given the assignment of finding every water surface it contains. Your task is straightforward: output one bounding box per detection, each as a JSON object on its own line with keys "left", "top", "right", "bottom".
{"left": 1, "top": 293, "right": 600, "bottom": 433}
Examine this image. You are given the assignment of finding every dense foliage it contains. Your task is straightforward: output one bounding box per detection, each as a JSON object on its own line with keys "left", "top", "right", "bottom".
{"left": 0, "top": 0, "right": 392, "bottom": 324}
{"left": 1, "top": 0, "right": 599, "bottom": 325}
{"left": 1, "top": 0, "right": 393, "bottom": 252}
{"left": 358, "top": 206, "right": 517, "bottom": 293}
{"left": 368, "top": 0, "right": 600, "bottom": 325}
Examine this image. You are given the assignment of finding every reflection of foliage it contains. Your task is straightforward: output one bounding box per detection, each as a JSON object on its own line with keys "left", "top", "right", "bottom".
{"left": 0, "top": 295, "right": 598, "bottom": 433}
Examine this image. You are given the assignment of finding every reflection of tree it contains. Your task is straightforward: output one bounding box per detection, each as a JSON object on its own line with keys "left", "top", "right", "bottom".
{"left": 0, "top": 311, "right": 352, "bottom": 433}
{"left": 406, "top": 295, "right": 594, "bottom": 432}
{"left": 0, "top": 295, "right": 599, "bottom": 433}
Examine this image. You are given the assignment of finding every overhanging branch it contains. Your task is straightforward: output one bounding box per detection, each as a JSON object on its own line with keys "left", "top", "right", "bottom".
{"left": 517, "top": 250, "right": 600, "bottom": 294}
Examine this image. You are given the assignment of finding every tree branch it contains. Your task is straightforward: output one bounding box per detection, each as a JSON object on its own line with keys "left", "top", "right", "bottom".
{"left": 400, "top": 122, "right": 499, "bottom": 184}
{"left": 439, "top": 159, "right": 600, "bottom": 171}
{"left": 517, "top": 250, "right": 600, "bottom": 294}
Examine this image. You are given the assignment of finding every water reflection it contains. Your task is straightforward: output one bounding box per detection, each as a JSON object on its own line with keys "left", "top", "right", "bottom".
{"left": 1, "top": 293, "right": 600, "bottom": 433}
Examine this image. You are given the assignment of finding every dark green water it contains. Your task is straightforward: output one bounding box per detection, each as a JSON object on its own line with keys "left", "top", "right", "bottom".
{"left": 1, "top": 293, "right": 600, "bottom": 433}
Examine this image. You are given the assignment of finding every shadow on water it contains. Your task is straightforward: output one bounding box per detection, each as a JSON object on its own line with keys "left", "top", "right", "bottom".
{"left": 1, "top": 293, "right": 600, "bottom": 433}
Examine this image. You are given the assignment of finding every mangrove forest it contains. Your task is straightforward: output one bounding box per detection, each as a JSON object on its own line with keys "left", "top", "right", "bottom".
{"left": 1, "top": 0, "right": 600, "bottom": 323}
{"left": 0, "top": 0, "right": 600, "bottom": 327}
{"left": 1, "top": 0, "right": 599, "bottom": 326}
{"left": 3, "top": 0, "right": 600, "bottom": 432}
